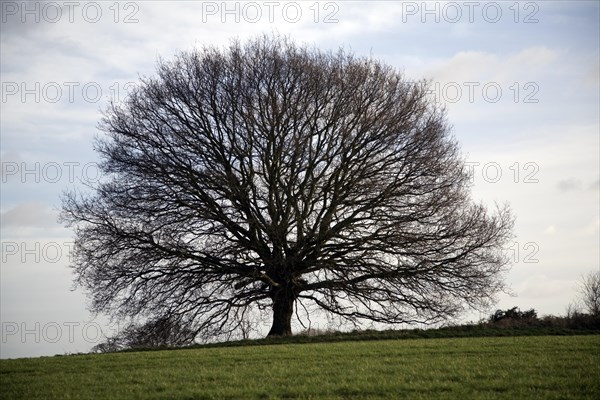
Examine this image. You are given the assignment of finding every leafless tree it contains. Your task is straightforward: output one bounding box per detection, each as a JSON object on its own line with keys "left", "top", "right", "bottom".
{"left": 61, "top": 35, "right": 513, "bottom": 337}
{"left": 577, "top": 270, "right": 600, "bottom": 316}
{"left": 92, "top": 315, "right": 196, "bottom": 352}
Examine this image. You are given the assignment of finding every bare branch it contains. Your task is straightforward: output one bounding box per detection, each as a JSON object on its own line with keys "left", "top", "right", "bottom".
{"left": 61, "top": 34, "right": 514, "bottom": 338}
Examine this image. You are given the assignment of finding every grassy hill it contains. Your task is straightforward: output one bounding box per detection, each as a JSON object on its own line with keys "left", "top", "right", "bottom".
{"left": 2, "top": 334, "right": 599, "bottom": 399}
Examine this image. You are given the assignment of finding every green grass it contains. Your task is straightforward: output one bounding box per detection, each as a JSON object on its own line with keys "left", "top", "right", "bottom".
{"left": 185, "top": 324, "right": 600, "bottom": 349}
{"left": 1, "top": 335, "right": 599, "bottom": 399}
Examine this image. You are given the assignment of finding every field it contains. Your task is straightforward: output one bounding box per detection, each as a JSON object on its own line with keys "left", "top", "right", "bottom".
{"left": 1, "top": 335, "right": 599, "bottom": 399}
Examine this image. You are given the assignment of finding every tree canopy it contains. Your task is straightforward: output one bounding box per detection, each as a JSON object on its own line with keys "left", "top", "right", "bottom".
{"left": 61, "top": 35, "right": 513, "bottom": 338}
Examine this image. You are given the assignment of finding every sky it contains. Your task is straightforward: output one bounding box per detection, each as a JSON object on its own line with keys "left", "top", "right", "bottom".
{"left": 1, "top": 0, "right": 599, "bottom": 359}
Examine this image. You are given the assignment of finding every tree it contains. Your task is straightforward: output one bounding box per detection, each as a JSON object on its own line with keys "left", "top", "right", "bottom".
{"left": 92, "top": 315, "right": 196, "bottom": 352}
{"left": 61, "top": 35, "right": 513, "bottom": 338}
{"left": 577, "top": 270, "right": 600, "bottom": 316}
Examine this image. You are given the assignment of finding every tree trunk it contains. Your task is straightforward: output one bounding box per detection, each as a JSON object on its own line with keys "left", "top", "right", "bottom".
{"left": 267, "top": 287, "right": 295, "bottom": 336}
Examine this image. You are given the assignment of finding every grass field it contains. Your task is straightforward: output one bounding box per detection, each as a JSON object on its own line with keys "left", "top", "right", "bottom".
{"left": 1, "top": 335, "right": 599, "bottom": 399}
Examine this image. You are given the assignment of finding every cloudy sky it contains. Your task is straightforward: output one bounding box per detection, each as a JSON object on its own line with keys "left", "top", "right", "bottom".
{"left": 1, "top": 1, "right": 598, "bottom": 359}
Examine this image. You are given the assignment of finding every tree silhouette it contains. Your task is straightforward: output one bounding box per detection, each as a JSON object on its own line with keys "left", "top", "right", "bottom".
{"left": 578, "top": 271, "right": 600, "bottom": 316}
{"left": 61, "top": 35, "right": 513, "bottom": 337}
{"left": 92, "top": 315, "right": 196, "bottom": 352}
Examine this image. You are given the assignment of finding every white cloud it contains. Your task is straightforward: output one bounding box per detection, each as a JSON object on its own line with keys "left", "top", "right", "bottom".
{"left": 0, "top": 188, "right": 76, "bottom": 239}
{"left": 557, "top": 178, "right": 584, "bottom": 192}
{"left": 421, "top": 46, "right": 560, "bottom": 84}
{"left": 583, "top": 218, "right": 600, "bottom": 236}
{"left": 516, "top": 274, "right": 571, "bottom": 299}
{"left": 1, "top": 202, "right": 58, "bottom": 229}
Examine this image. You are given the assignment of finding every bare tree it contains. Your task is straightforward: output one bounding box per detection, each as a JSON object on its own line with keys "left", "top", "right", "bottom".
{"left": 61, "top": 35, "right": 513, "bottom": 337}
{"left": 577, "top": 271, "right": 600, "bottom": 316}
{"left": 92, "top": 315, "right": 196, "bottom": 352}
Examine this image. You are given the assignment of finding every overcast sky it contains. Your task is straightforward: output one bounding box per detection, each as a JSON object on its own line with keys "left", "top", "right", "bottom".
{"left": 1, "top": 1, "right": 599, "bottom": 359}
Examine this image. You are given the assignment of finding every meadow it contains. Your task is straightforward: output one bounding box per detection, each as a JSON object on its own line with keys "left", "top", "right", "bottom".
{"left": 1, "top": 335, "right": 599, "bottom": 399}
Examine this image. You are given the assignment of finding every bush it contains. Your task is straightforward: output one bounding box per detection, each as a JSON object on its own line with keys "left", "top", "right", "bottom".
{"left": 485, "top": 306, "right": 600, "bottom": 330}
{"left": 488, "top": 307, "right": 538, "bottom": 327}
{"left": 92, "top": 315, "right": 196, "bottom": 353}
{"left": 564, "top": 311, "right": 600, "bottom": 330}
